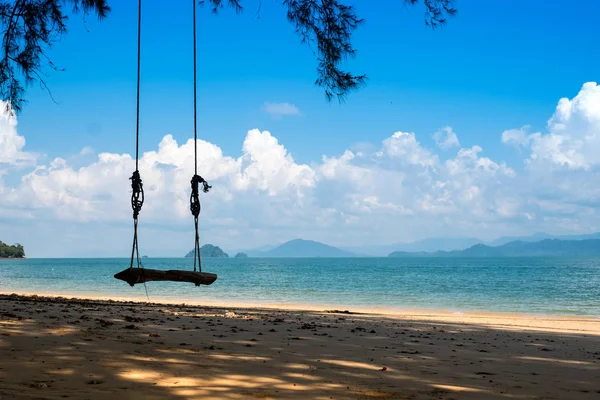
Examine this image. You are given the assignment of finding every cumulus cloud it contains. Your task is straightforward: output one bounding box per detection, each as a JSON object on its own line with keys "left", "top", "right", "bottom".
{"left": 263, "top": 102, "right": 301, "bottom": 117}
{"left": 3, "top": 83, "right": 600, "bottom": 257}
{"left": 433, "top": 126, "right": 460, "bottom": 149}
{"left": 502, "top": 126, "right": 532, "bottom": 148}
{"left": 381, "top": 131, "right": 438, "bottom": 168}
{"left": 0, "top": 102, "right": 37, "bottom": 166}
{"left": 505, "top": 82, "right": 600, "bottom": 170}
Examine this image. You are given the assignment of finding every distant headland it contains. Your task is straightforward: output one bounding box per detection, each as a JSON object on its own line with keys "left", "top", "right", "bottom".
{"left": 388, "top": 238, "right": 600, "bottom": 258}
{"left": 185, "top": 244, "right": 229, "bottom": 258}
{"left": 222, "top": 233, "right": 600, "bottom": 259}
{"left": 0, "top": 241, "right": 26, "bottom": 259}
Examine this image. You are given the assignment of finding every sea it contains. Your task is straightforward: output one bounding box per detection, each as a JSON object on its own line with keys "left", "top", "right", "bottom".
{"left": 1, "top": 257, "right": 599, "bottom": 316}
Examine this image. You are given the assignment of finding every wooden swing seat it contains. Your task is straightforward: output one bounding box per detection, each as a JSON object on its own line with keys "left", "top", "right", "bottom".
{"left": 114, "top": 268, "right": 217, "bottom": 287}
{"left": 119, "top": 3, "right": 216, "bottom": 291}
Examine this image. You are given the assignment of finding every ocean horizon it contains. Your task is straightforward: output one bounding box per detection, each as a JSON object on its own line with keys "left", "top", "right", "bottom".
{"left": 1, "top": 257, "right": 599, "bottom": 316}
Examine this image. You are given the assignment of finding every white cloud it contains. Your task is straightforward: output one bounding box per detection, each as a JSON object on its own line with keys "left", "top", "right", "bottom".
{"left": 79, "top": 146, "right": 94, "bottom": 156}
{"left": 381, "top": 131, "right": 438, "bottom": 168}
{"left": 0, "top": 102, "right": 37, "bottom": 166}
{"left": 505, "top": 82, "right": 600, "bottom": 170}
{"left": 3, "top": 83, "right": 600, "bottom": 257}
{"left": 263, "top": 102, "right": 301, "bottom": 117}
{"left": 501, "top": 126, "right": 532, "bottom": 148}
{"left": 433, "top": 126, "right": 460, "bottom": 149}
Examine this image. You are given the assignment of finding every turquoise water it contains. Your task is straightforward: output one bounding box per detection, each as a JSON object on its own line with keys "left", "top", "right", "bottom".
{"left": 1, "top": 257, "right": 599, "bottom": 316}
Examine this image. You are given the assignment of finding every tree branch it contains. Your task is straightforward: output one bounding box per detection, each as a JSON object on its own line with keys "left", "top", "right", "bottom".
{"left": 0, "top": 0, "right": 110, "bottom": 113}
{"left": 201, "top": 0, "right": 456, "bottom": 102}
{"left": 1, "top": 0, "right": 455, "bottom": 113}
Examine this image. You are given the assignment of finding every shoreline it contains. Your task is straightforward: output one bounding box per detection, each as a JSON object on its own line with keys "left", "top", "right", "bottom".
{"left": 2, "top": 292, "right": 599, "bottom": 399}
{"left": 2, "top": 292, "right": 599, "bottom": 333}
{"left": 5, "top": 258, "right": 599, "bottom": 319}
{"left": 2, "top": 286, "right": 598, "bottom": 317}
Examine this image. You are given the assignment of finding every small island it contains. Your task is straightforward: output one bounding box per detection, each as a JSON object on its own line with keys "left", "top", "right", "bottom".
{"left": 0, "top": 241, "right": 25, "bottom": 259}
{"left": 185, "top": 244, "right": 229, "bottom": 258}
{"left": 234, "top": 252, "right": 248, "bottom": 258}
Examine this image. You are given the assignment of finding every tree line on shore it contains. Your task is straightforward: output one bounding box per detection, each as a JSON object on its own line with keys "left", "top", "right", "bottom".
{"left": 0, "top": 241, "right": 25, "bottom": 258}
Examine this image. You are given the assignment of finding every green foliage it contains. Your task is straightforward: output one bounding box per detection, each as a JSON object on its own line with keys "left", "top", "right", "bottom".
{"left": 185, "top": 244, "right": 229, "bottom": 258}
{"left": 0, "top": 0, "right": 110, "bottom": 113}
{"left": 204, "top": 0, "right": 456, "bottom": 102}
{"left": 0, "top": 241, "right": 25, "bottom": 258}
{"left": 1, "top": 0, "right": 455, "bottom": 112}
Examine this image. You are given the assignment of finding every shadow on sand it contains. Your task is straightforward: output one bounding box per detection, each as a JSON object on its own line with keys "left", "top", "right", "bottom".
{"left": 1, "top": 294, "right": 599, "bottom": 399}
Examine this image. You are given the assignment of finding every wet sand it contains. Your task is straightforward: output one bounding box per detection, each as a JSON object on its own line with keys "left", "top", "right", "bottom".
{"left": 1, "top": 293, "right": 599, "bottom": 399}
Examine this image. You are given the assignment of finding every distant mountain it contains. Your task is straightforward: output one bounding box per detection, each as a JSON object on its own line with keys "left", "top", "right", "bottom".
{"left": 185, "top": 244, "right": 229, "bottom": 258}
{"left": 344, "top": 237, "right": 482, "bottom": 256}
{"left": 241, "top": 232, "right": 600, "bottom": 258}
{"left": 251, "top": 244, "right": 278, "bottom": 252}
{"left": 232, "top": 244, "right": 278, "bottom": 257}
{"left": 234, "top": 252, "right": 248, "bottom": 258}
{"left": 487, "top": 232, "right": 600, "bottom": 247}
{"left": 389, "top": 239, "right": 600, "bottom": 258}
{"left": 262, "top": 239, "right": 356, "bottom": 258}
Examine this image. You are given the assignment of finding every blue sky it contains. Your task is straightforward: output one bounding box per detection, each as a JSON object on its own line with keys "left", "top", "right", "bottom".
{"left": 3, "top": 0, "right": 600, "bottom": 257}
{"left": 17, "top": 0, "right": 600, "bottom": 164}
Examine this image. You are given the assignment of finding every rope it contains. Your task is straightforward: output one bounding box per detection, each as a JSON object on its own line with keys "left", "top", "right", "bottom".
{"left": 193, "top": 0, "right": 197, "bottom": 177}
{"left": 129, "top": 0, "right": 149, "bottom": 300}
{"left": 129, "top": 163, "right": 144, "bottom": 271}
{"left": 129, "top": 0, "right": 144, "bottom": 273}
{"left": 189, "top": 0, "right": 211, "bottom": 273}
{"left": 135, "top": 0, "right": 142, "bottom": 170}
{"left": 190, "top": 175, "right": 211, "bottom": 272}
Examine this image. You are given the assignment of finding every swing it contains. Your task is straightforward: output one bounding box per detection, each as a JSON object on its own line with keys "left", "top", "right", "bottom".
{"left": 114, "top": 0, "right": 217, "bottom": 288}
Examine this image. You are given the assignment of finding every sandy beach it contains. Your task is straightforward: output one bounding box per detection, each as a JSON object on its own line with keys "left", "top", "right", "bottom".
{"left": 1, "top": 293, "right": 599, "bottom": 399}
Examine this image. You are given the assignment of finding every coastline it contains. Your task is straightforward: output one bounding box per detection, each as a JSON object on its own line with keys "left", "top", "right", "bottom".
{"left": 1, "top": 293, "right": 599, "bottom": 399}
{"left": 3, "top": 289, "right": 600, "bottom": 321}
{"left": 2, "top": 292, "right": 599, "bottom": 334}
{"left": 4, "top": 257, "right": 599, "bottom": 317}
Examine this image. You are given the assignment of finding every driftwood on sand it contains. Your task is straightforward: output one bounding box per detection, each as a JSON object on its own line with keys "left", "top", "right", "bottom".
{"left": 114, "top": 268, "right": 217, "bottom": 287}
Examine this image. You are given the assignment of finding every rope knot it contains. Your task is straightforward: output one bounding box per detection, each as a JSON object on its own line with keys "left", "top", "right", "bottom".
{"left": 190, "top": 174, "right": 211, "bottom": 217}
{"left": 130, "top": 170, "right": 144, "bottom": 219}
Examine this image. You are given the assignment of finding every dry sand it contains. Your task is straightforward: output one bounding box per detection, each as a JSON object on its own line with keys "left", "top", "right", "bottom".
{"left": 0, "top": 293, "right": 599, "bottom": 400}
